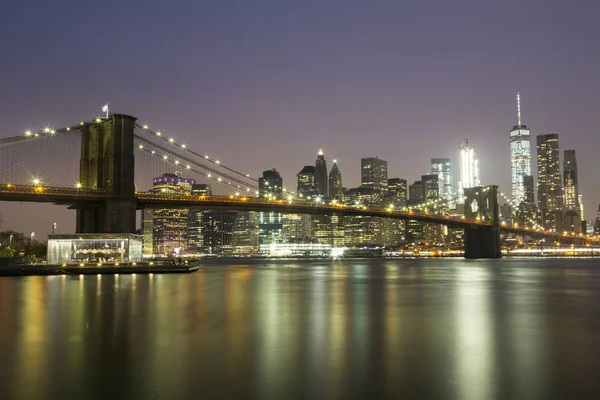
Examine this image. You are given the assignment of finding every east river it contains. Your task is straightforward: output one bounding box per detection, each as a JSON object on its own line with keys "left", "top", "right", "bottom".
{"left": 1, "top": 258, "right": 600, "bottom": 399}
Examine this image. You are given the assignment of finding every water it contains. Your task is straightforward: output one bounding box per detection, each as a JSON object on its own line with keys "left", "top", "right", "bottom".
{"left": 1, "top": 258, "right": 600, "bottom": 400}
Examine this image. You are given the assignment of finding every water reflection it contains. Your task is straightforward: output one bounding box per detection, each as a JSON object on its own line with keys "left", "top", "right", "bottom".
{"left": 1, "top": 259, "right": 600, "bottom": 399}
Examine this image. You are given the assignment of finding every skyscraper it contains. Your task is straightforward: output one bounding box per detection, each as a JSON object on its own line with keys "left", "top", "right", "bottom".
{"left": 297, "top": 165, "right": 316, "bottom": 198}
{"left": 523, "top": 175, "right": 535, "bottom": 204}
{"left": 386, "top": 178, "right": 407, "bottom": 206}
{"left": 150, "top": 173, "right": 195, "bottom": 256}
{"left": 510, "top": 93, "right": 532, "bottom": 204}
{"left": 563, "top": 149, "right": 579, "bottom": 212}
{"left": 258, "top": 169, "right": 283, "bottom": 245}
{"left": 361, "top": 157, "right": 388, "bottom": 192}
{"left": 259, "top": 169, "right": 283, "bottom": 199}
{"left": 458, "top": 140, "right": 480, "bottom": 197}
{"left": 315, "top": 148, "right": 328, "bottom": 197}
{"left": 188, "top": 183, "right": 212, "bottom": 253}
{"left": 537, "top": 134, "right": 562, "bottom": 211}
{"left": 431, "top": 158, "right": 453, "bottom": 200}
{"left": 328, "top": 159, "right": 343, "bottom": 200}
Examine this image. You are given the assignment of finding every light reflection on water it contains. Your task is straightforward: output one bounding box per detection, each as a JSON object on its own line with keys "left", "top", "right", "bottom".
{"left": 1, "top": 258, "right": 600, "bottom": 399}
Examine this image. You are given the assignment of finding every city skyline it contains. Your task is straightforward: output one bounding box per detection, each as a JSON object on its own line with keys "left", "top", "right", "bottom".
{"left": 1, "top": 1, "right": 599, "bottom": 236}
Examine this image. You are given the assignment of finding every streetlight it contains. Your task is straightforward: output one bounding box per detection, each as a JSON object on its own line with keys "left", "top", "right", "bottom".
{"left": 52, "top": 222, "right": 57, "bottom": 234}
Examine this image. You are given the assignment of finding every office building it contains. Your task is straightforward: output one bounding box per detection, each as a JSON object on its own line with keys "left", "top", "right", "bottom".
{"left": 259, "top": 169, "right": 283, "bottom": 244}
{"left": 328, "top": 159, "right": 343, "bottom": 200}
{"left": 563, "top": 150, "right": 579, "bottom": 212}
{"left": 431, "top": 158, "right": 453, "bottom": 201}
{"left": 315, "top": 148, "right": 328, "bottom": 197}
{"left": 523, "top": 175, "right": 535, "bottom": 204}
{"left": 231, "top": 212, "right": 259, "bottom": 254}
{"left": 188, "top": 184, "right": 212, "bottom": 254}
{"left": 297, "top": 165, "right": 316, "bottom": 198}
{"left": 386, "top": 178, "right": 407, "bottom": 206}
{"left": 382, "top": 178, "right": 407, "bottom": 246}
{"left": 361, "top": 157, "right": 388, "bottom": 192}
{"left": 458, "top": 140, "right": 480, "bottom": 200}
{"left": 510, "top": 93, "right": 532, "bottom": 204}
{"left": 537, "top": 134, "right": 562, "bottom": 211}
{"left": 150, "top": 173, "right": 195, "bottom": 256}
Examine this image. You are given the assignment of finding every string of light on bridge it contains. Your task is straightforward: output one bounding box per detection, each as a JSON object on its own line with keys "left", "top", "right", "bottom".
{"left": 134, "top": 123, "right": 258, "bottom": 184}
{"left": 135, "top": 142, "right": 259, "bottom": 196}
{"left": 497, "top": 190, "right": 546, "bottom": 232}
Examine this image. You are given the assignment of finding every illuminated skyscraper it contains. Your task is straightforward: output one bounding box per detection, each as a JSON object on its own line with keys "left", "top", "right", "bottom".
{"left": 328, "top": 159, "right": 343, "bottom": 200}
{"left": 537, "top": 134, "right": 562, "bottom": 211}
{"left": 458, "top": 140, "right": 480, "bottom": 199}
{"left": 296, "top": 165, "right": 316, "bottom": 198}
{"left": 361, "top": 157, "right": 388, "bottom": 195}
{"left": 510, "top": 93, "right": 532, "bottom": 204}
{"left": 431, "top": 158, "right": 453, "bottom": 200}
{"left": 563, "top": 150, "right": 579, "bottom": 212}
{"left": 315, "top": 148, "right": 328, "bottom": 197}
{"left": 259, "top": 169, "right": 283, "bottom": 245}
{"left": 150, "top": 173, "right": 195, "bottom": 256}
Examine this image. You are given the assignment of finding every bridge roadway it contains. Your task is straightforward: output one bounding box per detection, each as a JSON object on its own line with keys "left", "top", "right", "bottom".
{"left": 0, "top": 184, "right": 597, "bottom": 245}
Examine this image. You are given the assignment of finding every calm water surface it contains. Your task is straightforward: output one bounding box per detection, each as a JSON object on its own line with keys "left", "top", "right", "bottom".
{"left": 1, "top": 258, "right": 600, "bottom": 400}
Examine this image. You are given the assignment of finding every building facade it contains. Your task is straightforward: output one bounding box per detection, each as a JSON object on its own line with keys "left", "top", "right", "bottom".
{"left": 259, "top": 169, "right": 283, "bottom": 244}
{"left": 510, "top": 93, "right": 532, "bottom": 205}
{"left": 431, "top": 158, "right": 453, "bottom": 201}
{"left": 361, "top": 157, "right": 388, "bottom": 193}
{"left": 328, "top": 159, "right": 343, "bottom": 200}
{"left": 315, "top": 149, "right": 328, "bottom": 197}
{"left": 458, "top": 140, "right": 480, "bottom": 199}
{"left": 149, "top": 173, "right": 195, "bottom": 256}
{"left": 297, "top": 165, "right": 316, "bottom": 198}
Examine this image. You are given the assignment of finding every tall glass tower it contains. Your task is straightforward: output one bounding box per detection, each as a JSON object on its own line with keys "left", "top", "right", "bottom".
{"left": 431, "top": 158, "right": 453, "bottom": 200}
{"left": 458, "top": 140, "right": 480, "bottom": 195}
{"left": 510, "top": 93, "right": 532, "bottom": 205}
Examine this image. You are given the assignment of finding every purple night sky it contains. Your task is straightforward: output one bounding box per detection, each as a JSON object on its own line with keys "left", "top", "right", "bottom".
{"left": 1, "top": 0, "right": 599, "bottom": 236}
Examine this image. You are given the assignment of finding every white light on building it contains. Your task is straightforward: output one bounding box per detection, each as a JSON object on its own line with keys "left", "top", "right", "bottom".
{"left": 458, "top": 140, "right": 480, "bottom": 200}
{"left": 510, "top": 92, "right": 532, "bottom": 204}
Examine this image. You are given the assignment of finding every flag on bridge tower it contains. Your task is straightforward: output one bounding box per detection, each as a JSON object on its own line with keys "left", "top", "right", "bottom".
{"left": 101, "top": 103, "right": 109, "bottom": 118}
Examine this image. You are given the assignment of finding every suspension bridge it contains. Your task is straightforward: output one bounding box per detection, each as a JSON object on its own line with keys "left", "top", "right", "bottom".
{"left": 0, "top": 114, "right": 596, "bottom": 259}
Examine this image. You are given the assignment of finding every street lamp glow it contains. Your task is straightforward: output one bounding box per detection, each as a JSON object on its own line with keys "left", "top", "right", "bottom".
{"left": 75, "top": 182, "right": 82, "bottom": 189}
{"left": 25, "top": 130, "right": 32, "bottom": 136}
{"left": 32, "top": 178, "right": 40, "bottom": 186}
{"left": 142, "top": 125, "right": 149, "bottom": 130}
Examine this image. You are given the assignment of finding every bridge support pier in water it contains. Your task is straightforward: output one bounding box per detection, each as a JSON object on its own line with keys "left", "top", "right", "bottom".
{"left": 464, "top": 225, "right": 502, "bottom": 259}
{"left": 463, "top": 185, "right": 502, "bottom": 259}
{"left": 76, "top": 114, "right": 137, "bottom": 234}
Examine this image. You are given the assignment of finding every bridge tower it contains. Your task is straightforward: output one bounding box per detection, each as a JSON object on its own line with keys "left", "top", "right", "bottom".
{"left": 463, "top": 185, "right": 502, "bottom": 258}
{"left": 76, "top": 114, "right": 137, "bottom": 233}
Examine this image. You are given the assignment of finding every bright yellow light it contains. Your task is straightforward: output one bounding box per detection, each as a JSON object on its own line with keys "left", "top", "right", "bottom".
{"left": 181, "top": 144, "right": 186, "bottom": 149}
{"left": 75, "top": 182, "right": 82, "bottom": 189}
{"left": 216, "top": 160, "right": 220, "bottom": 164}
{"left": 32, "top": 178, "right": 40, "bottom": 185}
{"left": 142, "top": 125, "right": 149, "bottom": 130}
{"left": 25, "top": 130, "right": 32, "bottom": 136}
{"left": 156, "top": 131, "right": 162, "bottom": 136}
{"left": 175, "top": 160, "right": 179, "bottom": 165}
{"left": 138, "top": 144, "right": 143, "bottom": 149}
{"left": 94, "top": 117, "right": 101, "bottom": 123}
{"left": 43, "top": 126, "right": 50, "bottom": 133}
{"left": 163, "top": 155, "right": 168, "bottom": 160}
{"left": 186, "top": 165, "right": 191, "bottom": 169}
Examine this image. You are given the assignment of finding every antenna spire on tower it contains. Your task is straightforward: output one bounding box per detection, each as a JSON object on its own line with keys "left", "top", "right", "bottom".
{"left": 517, "top": 92, "right": 522, "bottom": 126}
